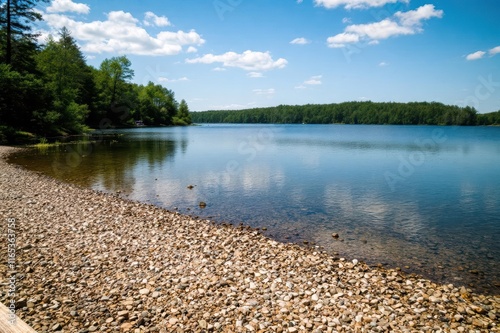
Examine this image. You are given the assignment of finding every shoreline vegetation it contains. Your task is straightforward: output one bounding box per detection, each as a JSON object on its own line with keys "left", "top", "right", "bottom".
{"left": 0, "top": 145, "right": 499, "bottom": 332}
{"left": 192, "top": 102, "right": 500, "bottom": 126}
{"left": 1, "top": 18, "right": 192, "bottom": 145}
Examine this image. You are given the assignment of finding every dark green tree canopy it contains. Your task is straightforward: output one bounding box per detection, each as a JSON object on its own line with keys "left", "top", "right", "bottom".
{"left": 191, "top": 101, "right": 489, "bottom": 126}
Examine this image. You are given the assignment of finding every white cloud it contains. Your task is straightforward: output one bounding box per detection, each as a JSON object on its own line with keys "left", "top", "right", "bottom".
{"left": 464, "top": 46, "right": 500, "bottom": 61}
{"left": 41, "top": 10, "right": 204, "bottom": 56}
{"left": 212, "top": 67, "right": 226, "bottom": 71}
{"left": 378, "top": 61, "right": 388, "bottom": 66}
{"left": 326, "top": 5, "right": 443, "bottom": 48}
{"left": 247, "top": 72, "right": 264, "bottom": 78}
{"left": 47, "top": 0, "right": 90, "bottom": 14}
{"left": 327, "top": 32, "right": 359, "bottom": 48}
{"left": 253, "top": 88, "right": 275, "bottom": 95}
{"left": 304, "top": 75, "right": 322, "bottom": 85}
{"left": 465, "top": 51, "right": 486, "bottom": 61}
{"left": 342, "top": 17, "right": 352, "bottom": 24}
{"left": 297, "top": 75, "right": 322, "bottom": 88}
{"left": 186, "top": 46, "right": 197, "bottom": 53}
{"left": 290, "top": 37, "right": 310, "bottom": 45}
{"left": 315, "top": 0, "right": 408, "bottom": 10}
{"left": 158, "top": 77, "right": 189, "bottom": 83}
{"left": 346, "top": 19, "right": 414, "bottom": 39}
{"left": 394, "top": 4, "right": 444, "bottom": 27}
{"left": 489, "top": 46, "right": 500, "bottom": 56}
{"left": 297, "top": 0, "right": 304, "bottom": 3}
{"left": 143, "top": 11, "right": 171, "bottom": 27}
{"left": 186, "top": 50, "right": 287, "bottom": 71}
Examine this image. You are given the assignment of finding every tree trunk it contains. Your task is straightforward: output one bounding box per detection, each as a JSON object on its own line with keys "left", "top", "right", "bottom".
{"left": 6, "top": 0, "right": 12, "bottom": 65}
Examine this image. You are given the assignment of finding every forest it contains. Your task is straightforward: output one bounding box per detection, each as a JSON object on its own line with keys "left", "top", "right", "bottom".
{"left": 191, "top": 102, "right": 500, "bottom": 126}
{"left": 0, "top": 0, "right": 191, "bottom": 144}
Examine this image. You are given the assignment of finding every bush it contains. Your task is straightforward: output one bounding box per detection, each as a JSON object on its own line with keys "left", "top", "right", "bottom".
{"left": 172, "top": 117, "right": 188, "bottom": 126}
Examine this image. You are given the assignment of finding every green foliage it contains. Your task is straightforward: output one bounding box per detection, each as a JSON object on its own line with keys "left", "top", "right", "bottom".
{"left": 93, "top": 55, "right": 136, "bottom": 125}
{"left": 175, "top": 99, "right": 192, "bottom": 125}
{"left": 0, "top": 125, "right": 35, "bottom": 144}
{"left": 0, "top": 63, "right": 51, "bottom": 131}
{"left": 477, "top": 110, "right": 500, "bottom": 125}
{"left": 172, "top": 117, "right": 189, "bottom": 126}
{"left": 37, "top": 28, "right": 92, "bottom": 104}
{"left": 0, "top": 125, "right": 15, "bottom": 144}
{"left": 0, "top": 10, "right": 192, "bottom": 141}
{"left": 136, "top": 82, "right": 177, "bottom": 125}
{"left": 35, "top": 28, "right": 93, "bottom": 134}
{"left": 191, "top": 101, "right": 491, "bottom": 126}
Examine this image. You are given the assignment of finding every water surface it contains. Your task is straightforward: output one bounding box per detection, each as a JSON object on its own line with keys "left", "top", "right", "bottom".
{"left": 10, "top": 124, "right": 500, "bottom": 294}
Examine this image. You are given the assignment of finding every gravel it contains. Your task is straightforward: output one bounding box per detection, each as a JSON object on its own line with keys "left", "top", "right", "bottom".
{"left": 0, "top": 146, "right": 498, "bottom": 332}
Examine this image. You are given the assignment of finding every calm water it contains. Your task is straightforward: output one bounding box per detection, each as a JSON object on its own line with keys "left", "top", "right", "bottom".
{"left": 9, "top": 124, "right": 500, "bottom": 294}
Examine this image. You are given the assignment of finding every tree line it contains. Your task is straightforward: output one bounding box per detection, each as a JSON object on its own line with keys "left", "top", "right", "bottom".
{"left": 191, "top": 102, "right": 500, "bottom": 126}
{"left": 0, "top": 0, "right": 191, "bottom": 144}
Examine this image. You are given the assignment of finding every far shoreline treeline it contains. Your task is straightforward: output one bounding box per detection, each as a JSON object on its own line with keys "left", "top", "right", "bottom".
{"left": 192, "top": 102, "right": 500, "bottom": 126}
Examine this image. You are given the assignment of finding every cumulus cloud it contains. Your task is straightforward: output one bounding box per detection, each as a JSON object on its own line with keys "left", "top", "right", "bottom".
{"left": 41, "top": 10, "right": 204, "bottom": 56}
{"left": 143, "top": 11, "right": 171, "bottom": 27}
{"left": 346, "top": 19, "right": 414, "bottom": 39}
{"left": 489, "top": 46, "right": 500, "bottom": 56}
{"left": 327, "top": 32, "right": 359, "bottom": 48}
{"left": 327, "top": 4, "right": 443, "bottom": 48}
{"left": 315, "top": 0, "right": 408, "bottom": 10}
{"left": 394, "top": 4, "right": 443, "bottom": 27}
{"left": 290, "top": 37, "right": 310, "bottom": 45}
{"left": 186, "top": 50, "right": 287, "bottom": 71}
{"left": 47, "top": 0, "right": 90, "bottom": 14}
{"left": 212, "top": 67, "right": 226, "bottom": 71}
{"left": 186, "top": 46, "right": 198, "bottom": 53}
{"left": 465, "top": 51, "right": 486, "bottom": 61}
{"left": 378, "top": 61, "right": 388, "bottom": 66}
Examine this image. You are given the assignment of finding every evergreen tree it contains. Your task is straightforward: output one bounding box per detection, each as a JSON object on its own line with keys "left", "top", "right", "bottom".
{"left": 0, "top": 0, "right": 46, "bottom": 72}
{"left": 36, "top": 27, "right": 93, "bottom": 134}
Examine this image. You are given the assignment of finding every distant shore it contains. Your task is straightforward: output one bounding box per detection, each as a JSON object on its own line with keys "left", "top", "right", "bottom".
{"left": 0, "top": 145, "right": 498, "bottom": 332}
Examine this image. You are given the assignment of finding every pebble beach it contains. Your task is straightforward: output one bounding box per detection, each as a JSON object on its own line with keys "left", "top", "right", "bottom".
{"left": 0, "top": 145, "right": 498, "bottom": 332}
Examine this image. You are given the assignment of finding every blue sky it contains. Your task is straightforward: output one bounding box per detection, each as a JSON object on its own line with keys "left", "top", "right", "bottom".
{"left": 36, "top": 0, "right": 499, "bottom": 112}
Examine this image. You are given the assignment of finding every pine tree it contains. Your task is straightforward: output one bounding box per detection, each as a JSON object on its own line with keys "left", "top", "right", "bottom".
{"left": 36, "top": 27, "right": 93, "bottom": 134}
{"left": 0, "top": 0, "right": 46, "bottom": 72}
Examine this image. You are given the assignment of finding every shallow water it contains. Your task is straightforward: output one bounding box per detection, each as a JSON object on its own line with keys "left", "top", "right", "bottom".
{"left": 9, "top": 124, "right": 500, "bottom": 294}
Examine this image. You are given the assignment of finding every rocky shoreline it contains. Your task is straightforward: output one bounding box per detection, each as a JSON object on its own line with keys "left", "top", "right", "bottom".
{"left": 0, "top": 145, "right": 498, "bottom": 332}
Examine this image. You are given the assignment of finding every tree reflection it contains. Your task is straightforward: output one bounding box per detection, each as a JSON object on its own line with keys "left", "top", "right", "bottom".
{"left": 12, "top": 137, "right": 181, "bottom": 194}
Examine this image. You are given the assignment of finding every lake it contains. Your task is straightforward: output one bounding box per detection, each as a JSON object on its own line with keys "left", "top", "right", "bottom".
{"left": 9, "top": 124, "right": 500, "bottom": 294}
